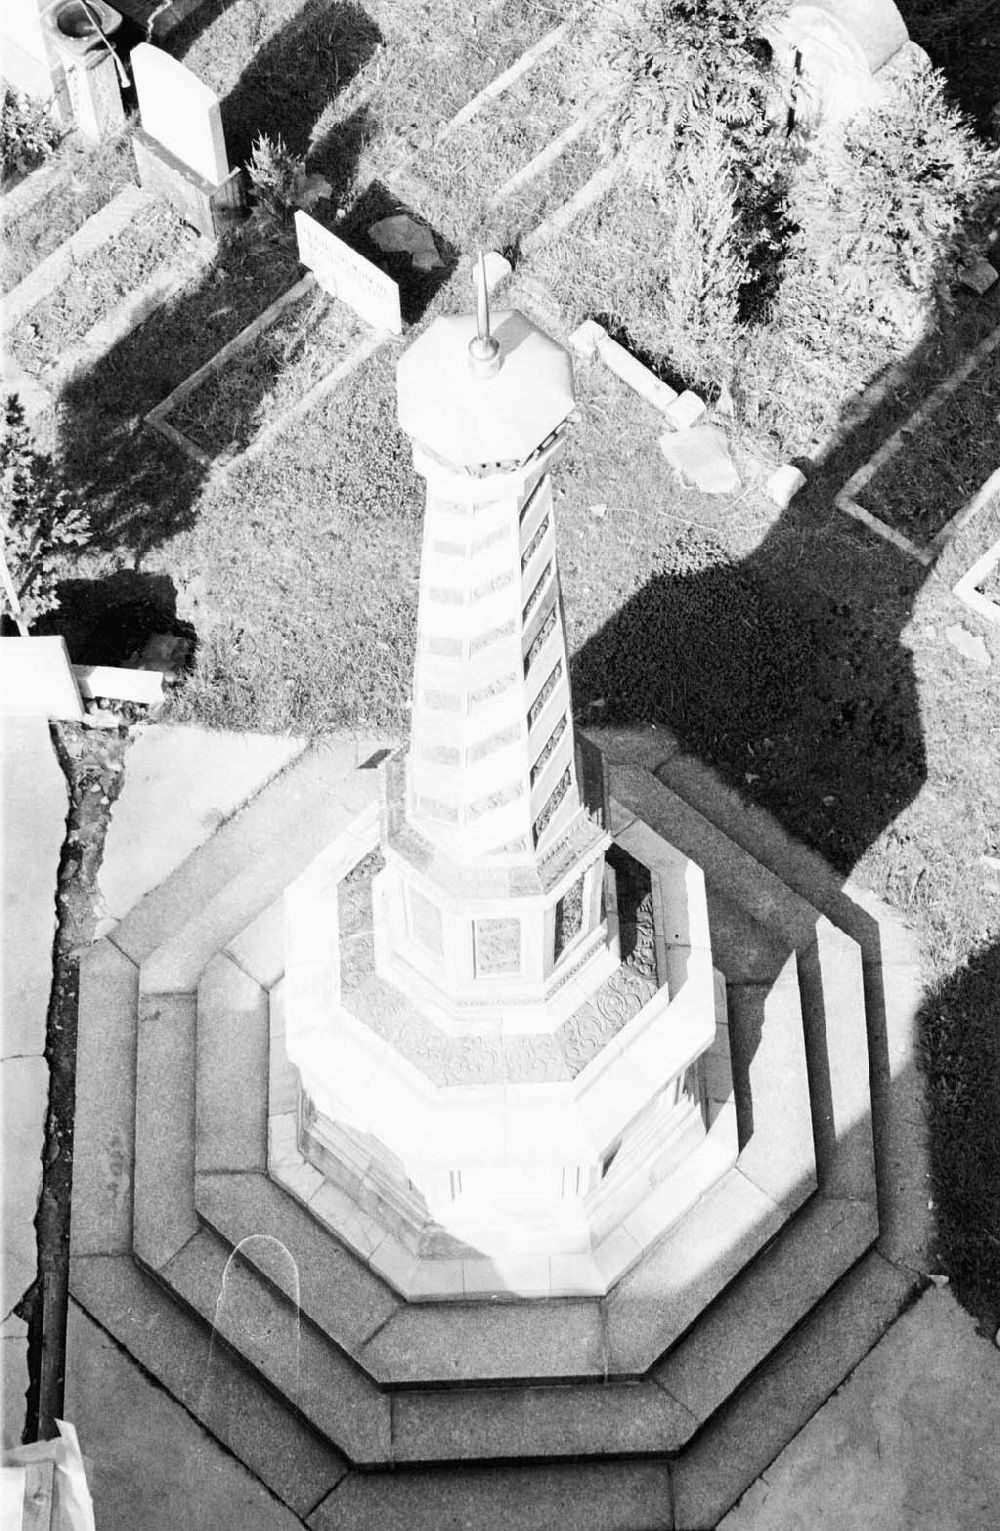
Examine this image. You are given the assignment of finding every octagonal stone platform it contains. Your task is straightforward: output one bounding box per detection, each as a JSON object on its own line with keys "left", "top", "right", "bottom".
{"left": 70, "top": 730, "right": 928, "bottom": 1530}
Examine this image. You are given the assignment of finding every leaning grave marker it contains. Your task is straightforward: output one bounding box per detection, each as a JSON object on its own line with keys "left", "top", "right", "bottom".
{"left": 294, "top": 212, "right": 402, "bottom": 335}
{"left": 131, "top": 42, "right": 245, "bottom": 241}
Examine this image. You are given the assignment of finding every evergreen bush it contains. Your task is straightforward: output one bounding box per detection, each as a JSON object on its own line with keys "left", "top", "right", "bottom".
{"left": 247, "top": 132, "right": 333, "bottom": 243}
{"left": 0, "top": 395, "right": 90, "bottom": 630}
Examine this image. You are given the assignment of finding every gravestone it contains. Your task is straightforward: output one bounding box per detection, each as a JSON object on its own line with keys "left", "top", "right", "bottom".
{"left": 766, "top": 0, "right": 912, "bottom": 130}
{"left": 294, "top": 211, "right": 402, "bottom": 334}
{"left": 131, "top": 42, "right": 245, "bottom": 240}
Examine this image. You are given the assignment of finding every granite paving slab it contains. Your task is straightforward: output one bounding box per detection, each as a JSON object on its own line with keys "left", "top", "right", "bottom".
{"left": 652, "top": 1196, "right": 879, "bottom": 1420}
{"left": 389, "top": 1376, "right": 696, "bottom": 1461}
{"left": 717, "top": 1286, "right": 1000, "bottom": 1531}
{"left": 727, "top": 960, "right": 817, "bottom": 1212}
{"left": 309, "top": 1459, "right": 674, "bottom": 1531}
{"left": 2, "top": 1314, "right": 29, "bottom": 1450}
{"left": 64, "top": 1300, "right": 310, "bottom": 1530}
{"left": 670, "top": 1251, "right": 920, "bottom": 1529}
{"left": 798, "top": 918, "right": 876, "bottom": 1198}
{"left": 604, "top": 1169, "right": 787, "bottom": 1374}
{"left": 160, "top": 1225, "right": 392, "bottom": 1464}
{"left": 133, "top": 993, "right": 198, "bottom": 1271}
{"left": 1, "top": 1058, "right": 48, "bottom": 1318}
{"left": 111, "top": 747, "right": 380, "bottom": 976}
{"left": 1, "top": 717, "right": 66, "bottom": 1059}
{"left": 195, "top": 954, "right": 268, "bottom": 1173}
{"left": 69, "top": 1254, "right": 347, "bottom": 1517}
{"left": 98, "top": 725, "right": 307, "bottom": 921}
{"left": 194, "top": 1171, "right": 399, "bottom": 1361}
{"left": 71, "top": 939, "right": 139, "bottom": 1258}
{"left": 356, "top": 1294, "right": 606, "bottom": 1383}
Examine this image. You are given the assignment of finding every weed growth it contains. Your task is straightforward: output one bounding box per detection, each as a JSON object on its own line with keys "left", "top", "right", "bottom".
{"left": 1, "top": 86, "right": 61, "bottom": 183}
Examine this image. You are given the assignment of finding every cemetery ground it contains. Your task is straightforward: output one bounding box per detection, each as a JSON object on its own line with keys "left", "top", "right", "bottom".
{"left": 3, "top": 0, "right": 1000, "bottom": 1509}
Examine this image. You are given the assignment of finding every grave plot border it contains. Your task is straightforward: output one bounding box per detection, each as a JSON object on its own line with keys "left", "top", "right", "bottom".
{"left": 389, "top": 17, "right": 618, "bottom": 252}
{"left": 834, "top": 323, "right": 1000, "bottom": 566}
{"left": 432, "top": 22, "right": 570, "bottom": 149}
{"left": 952, "top": 534, "right": 1000, "bottom": 626}
{"left": 2, "top": 185, "right": 213, "bottom": 419}
{"left": 144, "top": 272, "right": 388, "bottom": 473}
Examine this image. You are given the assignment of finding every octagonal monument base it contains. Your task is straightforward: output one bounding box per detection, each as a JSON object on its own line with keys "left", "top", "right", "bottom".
{"left": 70, "top": 729, "right": 927, "bottom": 1530}
{"left": 272, "top": 794, "right": 737, "bottom": 1298}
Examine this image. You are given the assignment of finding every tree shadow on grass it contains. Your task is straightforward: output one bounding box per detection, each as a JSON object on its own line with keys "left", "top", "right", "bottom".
{"left": 918, "top": 937, "right": 1000, "bottom": 1333}
{"left": 894, "top": 0, "right": 1000, "bottom": 131}
{"left": 50, "top": 0, "right": 454, "bottom": 566}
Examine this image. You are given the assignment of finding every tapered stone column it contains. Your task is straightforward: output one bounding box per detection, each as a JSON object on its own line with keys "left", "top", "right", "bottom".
{"left": 375, "top": 307, "right": 619, "bottom": 1032}
{"left": 280, "top": 294, "right": 725, "bottom": 1293}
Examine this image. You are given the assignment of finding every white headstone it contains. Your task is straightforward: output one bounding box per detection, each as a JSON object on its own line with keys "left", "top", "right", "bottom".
{"left": 131, "top": 42, "right": 229, "bottom": 186}
{"left": 294, "top": 212, "right": 402, "bottom": 335}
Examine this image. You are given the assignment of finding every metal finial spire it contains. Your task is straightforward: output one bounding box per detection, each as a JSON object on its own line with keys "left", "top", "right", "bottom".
{"left": 468, "top": 252, "right": 502, "bottom": 377}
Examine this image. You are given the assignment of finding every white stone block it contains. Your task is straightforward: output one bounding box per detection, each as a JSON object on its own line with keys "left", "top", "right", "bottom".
{"left": 569, "top": 320, "right": 604, "bottom": 359}
{"left": 469, "top": 251, "right": 512, "bottom": 295}
{"left": 663, "top": 390, "right": 707, "bottom": 431}
{"left": 767, "top": 463, "right": 808, "bottom": 508}
{"left": 131, "top": 42, "right": 229, "bottom": 185}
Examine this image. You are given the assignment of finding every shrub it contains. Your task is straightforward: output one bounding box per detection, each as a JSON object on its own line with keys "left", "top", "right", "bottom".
{"left": 247, "top": 132, "right": 332, "bottom": 242}
{"left": 593, "top": 0, "right": 791, "bottom": 380}
{"left": 0, "top": 86, "right": 60, "bottom": 183}
{"left": 654, "top": 117, "right": 746, "bottom": 388}
{"left": 1, "top": 395, "right": 90, "bottom": 630}
{"left": 597, "top": 0, "right": 784, "bottom": 170}
{"left": 786, "top": 54, "right": 1000, "bottom": 344}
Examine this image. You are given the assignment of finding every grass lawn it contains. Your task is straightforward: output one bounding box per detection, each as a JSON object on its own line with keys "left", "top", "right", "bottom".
{"left": 7, "top": 199, "right": 195, "bottom": 372}
{"left": 0, "top": 126, "right": 138, "bottom": 296}
{"left": 857, "top": 336, "right": 1000, "bottom": 544}
{"left": 166, "top": 282, "right": 367, "bottom": 457}
{"left": 5, "top": 0, "right": 998, "bottom": 1330}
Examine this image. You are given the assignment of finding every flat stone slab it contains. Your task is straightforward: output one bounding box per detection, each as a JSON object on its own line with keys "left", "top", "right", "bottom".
{"left": 70, "top": 1254, "right": 347, "bottom": 1518}
{"left": 2, "top": 1313, "right": 29, "bottom": 1451}
{"left": 718, "top": 1286, "right": 1000, "bottom": 1531}
{"left": 310, "top": 1459, "right": 674, "bottom": 1531}
{"left": 1, "top": 716, "right": 66, "bottom": 1059}
{"left": 64, "top": 1299, "right": 309, "bottom": 1531}
{"left": 99, "top": 724, "right": 307, "bottom": 922}
{"left": 1, "top": 1057, "right": 48, "bottom": 1318}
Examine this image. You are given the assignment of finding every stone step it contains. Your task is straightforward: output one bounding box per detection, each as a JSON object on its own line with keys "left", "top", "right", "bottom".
{"left": 158, "top": 1225, "right": 392, "bottom": 1465}
{"left": 726, "top": 956, "right": 817, "bottom": 1214}
{"left": 670, "top": 1250, "right": 919, "bottom": 1529}
{"left": 111, "top": 747, "right": 380, "bottom": 987}
{"left": 389, "top": 1375, "right": 695, "bottom": 1463}
{"left": 651, "top": 1194, "right": 878, "bottom": 1418}
{"left": 70, "top": 1252, "right": 348, "bottom": 1520}
{"left": 308, "top": 1459, "right": 673, "bottom": 1531}
{"left": 797, "top": 916, "right": 878, "bottom": 1201}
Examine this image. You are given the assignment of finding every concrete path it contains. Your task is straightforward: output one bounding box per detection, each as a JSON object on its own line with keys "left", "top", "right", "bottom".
{"left": 720, "top": 1285, "right": 1000, "bottom": 1531}
{"left": 1, "top": 718, "right": 68, "bottom": 1449}
{"left": 64, "top": 1301, "right": 304, "bottom": 1530}
{"left": 97, "top": 724, "right": 309, "bottom": 926}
